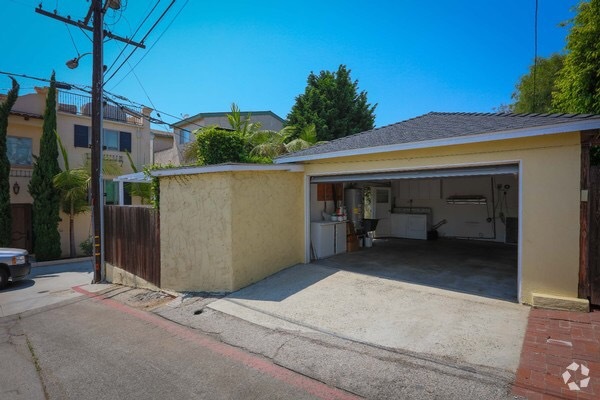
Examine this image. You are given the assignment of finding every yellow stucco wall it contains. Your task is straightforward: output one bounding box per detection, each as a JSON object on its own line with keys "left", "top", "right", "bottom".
{"left": 160, "top": 173, "right": 234, "bottom": 292}
{"left": 302, "top": 132, "right": 582, "bottom": 304}
{"left": 159, "top": 170, "right": 305, "bottom": 292}
{"left": 230, "top": 171, "right": 305, "bottom": 289}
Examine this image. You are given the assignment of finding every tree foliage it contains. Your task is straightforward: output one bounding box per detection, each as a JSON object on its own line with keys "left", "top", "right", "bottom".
{"left": 510, "top": 54, "right": 565, "bottom": 113}
{"left": 287, "top": 65, "right": 377, "bottom": 142}
{"left": 53, "top": 131, "right": 88, "bottom": 257}
{"left": 248, "top": 124, "right": 326, "bottom": 159}
{"left": 124, "top": 151, "right": 151, "bottom": 204}
{"left": 0, "top": 78, "right": 19, "bottom": 247}
{"left": 28, "top": 72, "right": 61, "bottom": 260}
{"left": 553, "top": 0, "right": 600, "bottom": 114}
{"left": 195, "top": 126, "right": 248, "bottom": 165}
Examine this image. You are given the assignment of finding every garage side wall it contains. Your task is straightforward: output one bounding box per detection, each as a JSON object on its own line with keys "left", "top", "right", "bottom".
{"left": 230, "top": 171, "right": 305, "bottom": 290}
{"left": 302, "top": 133, "right": 581, "bottom": 304}
{"left": 160, "top": 173, "right": 234, "bottom": 292}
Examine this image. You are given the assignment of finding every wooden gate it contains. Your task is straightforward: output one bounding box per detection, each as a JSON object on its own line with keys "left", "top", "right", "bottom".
{"left": 10, "top": 204, "right": 32, "bottom": 252}
{"left": 589, "top": 166, "right": 600, "bottom": 306}
{"left": 104, "top": 206, "right": 160, "bottom": 287}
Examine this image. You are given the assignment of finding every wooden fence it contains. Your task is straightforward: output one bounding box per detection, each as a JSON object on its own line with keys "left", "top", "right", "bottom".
{"left": 104, "top": 205, "right": 160, "bottom": 287}
{"left": 589, "top": 166, "right": 600, "bottom": 307}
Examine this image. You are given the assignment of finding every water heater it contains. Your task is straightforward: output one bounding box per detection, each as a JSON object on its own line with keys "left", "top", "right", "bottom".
{"left": 344, "top": 187, "right": 363, "bottom": 230}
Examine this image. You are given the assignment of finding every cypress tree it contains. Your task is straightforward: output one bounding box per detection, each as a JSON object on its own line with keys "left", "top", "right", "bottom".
{"left": 28, "top": 72, "right": 61, "bottom": 260}
{"left": 287, "top": 65, "right": 377, "bottom": 142}
{"left": 0, "top": 78, "right": 19, "bottom": 247}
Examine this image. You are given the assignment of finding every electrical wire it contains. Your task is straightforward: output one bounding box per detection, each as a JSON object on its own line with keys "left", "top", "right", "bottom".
{"left": 65, "top": 22, "right": 83, "bottom": 56}
{"left": 104, "top": 0, "right": 162, "bottom": 77}
{"left": 0, "top": 69, "right": 208, "bottom": 139}
{"left": 103, "top": 0, "right": 177, "bottom": 85}
{"left": 109, "top": 0, "right": 189, "bottom": 90}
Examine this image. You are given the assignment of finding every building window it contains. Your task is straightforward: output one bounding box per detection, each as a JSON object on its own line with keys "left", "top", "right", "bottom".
{"left": 74, "top": 125, "right": 132, "bottom": 152}
{"left": 179, "top": 129, "right": 191, "bottom": 144}
{"left": 7, "top": 136, "right": 33, "bottom": 166}
{"left": 104, "top": 130, "right": 119, "bottom": 151}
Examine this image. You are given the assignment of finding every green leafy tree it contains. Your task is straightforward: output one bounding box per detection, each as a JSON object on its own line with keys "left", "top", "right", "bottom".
{"left": 124, "top": 151, "right": 151, "bottom": 204}
{"left": 53, "top": 131, "right": 123, "bottom": 257}
{"left": 53, "top": 131, "right": 88, "bottom": 258}
{"left": 195, "top": 126, "right": 248, "bottom": 165}
{"left": 227, "top": 103, "right": 262, "bottom": 138}
{"left": 249, "top": 124, "right": 326, "bottom": 160}
{"left": 510, "top": 54, "right": 565, "bottom": 113}
{"left": 553, "top": 0, "right": 600, "bottom": 114}
{"left": 0, "top": 78, "right": 19, "bottom": 247}
{"left": 287, "top": 65, "right": 377, "bottom": 142}
{"left": 28, "top": 73, "right": 61, "bottom": 261}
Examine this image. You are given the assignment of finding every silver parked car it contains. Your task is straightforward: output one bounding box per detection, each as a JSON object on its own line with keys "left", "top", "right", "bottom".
{"left": 0, "top": 248, "right": 31, "bottom": 289}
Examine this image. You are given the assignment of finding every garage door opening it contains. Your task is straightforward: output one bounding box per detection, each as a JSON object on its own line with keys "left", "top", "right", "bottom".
{"left": 308, "top": 165, "right": 520, "bottom": 302}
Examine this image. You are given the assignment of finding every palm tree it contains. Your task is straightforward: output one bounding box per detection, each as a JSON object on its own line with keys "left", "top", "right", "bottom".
{"left": 53, "top": 131, "right": 121, "bottom": 257}
{"left": 124, "top": 151, "right": 151, "bottom": 204}
{"left": 249, "top": 124, "right": 326, "bottom": 159}
{"left": 284, "top": 124, "right": 324, "bottom": 153}
{"left": 226, "top": 103, "right": 262, "bottom": 138}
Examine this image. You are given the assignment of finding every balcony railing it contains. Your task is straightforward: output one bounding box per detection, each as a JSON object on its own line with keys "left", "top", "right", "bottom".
{"left": 85, "top": 152, "right": 124, "bottom": 166}
{"left": 58, "top": 90, "right": 143, "bottom": 126}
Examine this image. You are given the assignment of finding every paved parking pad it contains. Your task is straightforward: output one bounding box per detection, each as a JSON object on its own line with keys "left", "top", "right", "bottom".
{"left": 208, "top": 263, "right": 530, "bottom": 373}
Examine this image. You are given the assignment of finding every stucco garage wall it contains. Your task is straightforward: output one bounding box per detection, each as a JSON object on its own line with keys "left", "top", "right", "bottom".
{"left": 159, "top": 169, "right": 304, "bottom": 293}
{"left": 302, "top": 132, "right": 581, "bottom": 305}
{"left": 160, "top": 173, "right": 234, "bottom": 292}
{"left": 230, "top": 171, "right": 305, "bottom": 290}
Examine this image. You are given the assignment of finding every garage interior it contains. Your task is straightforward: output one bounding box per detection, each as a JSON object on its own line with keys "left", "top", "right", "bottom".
{"left": 309, "top": 165, "right": 520, "bottom": 302}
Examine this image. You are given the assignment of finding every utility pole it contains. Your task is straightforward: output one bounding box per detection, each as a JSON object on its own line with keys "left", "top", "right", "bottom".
{"left": 91, "top": 0, "right": 104, "bottom": 283}
{"left": 36, "top": 1, "right": 144, "bottom": 283}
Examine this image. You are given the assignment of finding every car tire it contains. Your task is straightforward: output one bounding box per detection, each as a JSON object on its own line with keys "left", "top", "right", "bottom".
{"left": 0, "top": 268, "right": 8, "bottom": 290}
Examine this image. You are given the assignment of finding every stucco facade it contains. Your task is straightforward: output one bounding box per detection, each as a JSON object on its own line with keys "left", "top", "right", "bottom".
{"left": 6, "top": 86, "right": 152, "bottom": 257}
{"left": 159, "top": 167, "right": 304, "bottom": 292}
{"left": 300, "top": 132, "right": 582, "bottom": 305}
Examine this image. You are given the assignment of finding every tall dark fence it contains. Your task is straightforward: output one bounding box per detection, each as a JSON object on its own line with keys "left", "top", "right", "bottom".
{"left": 104, "top": 205, "right": 160, "bottom": 287}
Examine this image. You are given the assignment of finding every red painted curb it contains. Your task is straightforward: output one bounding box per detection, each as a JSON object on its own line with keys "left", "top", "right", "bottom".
{"left": 72, "top": 285, "right": 361, "bottom": 400}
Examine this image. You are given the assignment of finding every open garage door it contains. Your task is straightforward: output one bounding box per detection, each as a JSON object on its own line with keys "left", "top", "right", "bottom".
{"left": 308, "top": 164, "right": 520, "bottom": 302}
{"left": 310, "top": 164, "right": 519, "bottom": 183}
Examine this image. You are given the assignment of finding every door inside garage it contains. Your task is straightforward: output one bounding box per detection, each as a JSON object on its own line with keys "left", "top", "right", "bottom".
{"left": 308, "top": 165, "right": 520, "bottom": 302}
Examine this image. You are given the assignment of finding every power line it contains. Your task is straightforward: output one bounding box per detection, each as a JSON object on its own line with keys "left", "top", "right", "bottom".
{"left": 0, "top": 69, "right": 208, "bottom": 135}
{"left": 104, "top": 0, "right": 162, "bottom": 77}
{"left": 103, "top": 0, "right": 176, "bottom": 85}
{"left": 109, "top": 0, "right": 189, "bottom": 90}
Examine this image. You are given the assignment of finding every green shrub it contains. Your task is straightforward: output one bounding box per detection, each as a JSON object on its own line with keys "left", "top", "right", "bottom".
{"left": 196, "top": 126, "right": 248, "bottom": 165}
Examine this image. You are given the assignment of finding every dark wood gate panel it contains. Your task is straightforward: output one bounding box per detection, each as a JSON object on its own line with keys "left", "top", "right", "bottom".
{"left": 10, "top": 204, "right": 32, "bottom": 252}
{"left": 589, "top": 166, "right": 600, "bottom": 307}
{"left": 104, "top": 206, "right": 160, "bottom": 287}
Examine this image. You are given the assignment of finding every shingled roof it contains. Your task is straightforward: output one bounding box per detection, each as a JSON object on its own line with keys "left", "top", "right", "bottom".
{"left": 275, "top": 112, "right": 600, "bottom": 163}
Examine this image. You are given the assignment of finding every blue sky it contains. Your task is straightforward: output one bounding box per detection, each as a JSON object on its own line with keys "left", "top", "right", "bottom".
{"left": 1, "top": 0, "right": 579, "bottom": 128}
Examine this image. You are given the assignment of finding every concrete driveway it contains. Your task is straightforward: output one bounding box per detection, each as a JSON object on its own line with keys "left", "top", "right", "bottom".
{"left": 0, "top": 259, "right": 93, "bottom": 317}
{"left": 208, "top": 263, "right": 530, "bottom": 373}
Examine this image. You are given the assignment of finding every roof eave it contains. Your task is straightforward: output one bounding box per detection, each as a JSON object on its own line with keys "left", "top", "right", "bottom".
{"left": 150, "top": 163, "right": 304, "bottom": 178}
{"left": 275, "top": 119, "right": 599, "bottom": 164}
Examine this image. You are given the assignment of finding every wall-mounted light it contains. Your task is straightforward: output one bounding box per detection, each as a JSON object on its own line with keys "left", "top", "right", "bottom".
{"left": 12, "top": 181, "right": 20, "bottom": 195}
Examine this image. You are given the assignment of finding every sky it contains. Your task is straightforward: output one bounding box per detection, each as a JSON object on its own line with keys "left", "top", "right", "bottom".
{"left": 1, "top": 0, "right": 580, "bottom": 129}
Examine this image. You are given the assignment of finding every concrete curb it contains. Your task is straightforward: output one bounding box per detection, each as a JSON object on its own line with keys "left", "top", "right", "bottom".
{"left": 32, "top": 256, "right": 93, "bottom": 268}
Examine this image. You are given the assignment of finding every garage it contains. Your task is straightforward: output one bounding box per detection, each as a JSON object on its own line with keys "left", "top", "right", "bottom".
{"left": 307, "top": 164, "right": 520, "bottom": 302}
{"left": 273, "top": 111, "right": 600, "bottom": 308}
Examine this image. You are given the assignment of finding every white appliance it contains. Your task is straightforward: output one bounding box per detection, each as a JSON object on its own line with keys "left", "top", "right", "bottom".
{"left": 391, "top": 213, "right": 431, "bottom": 240}
{"left": 311, "top": 222, "right": 347, "bottom": 259}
